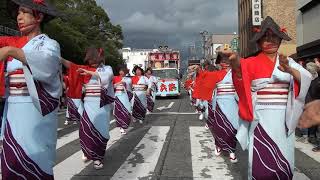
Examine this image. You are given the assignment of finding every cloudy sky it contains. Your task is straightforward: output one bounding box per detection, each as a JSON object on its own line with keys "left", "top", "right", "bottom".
{"left": 97, "top": 0, "right": 238, "bottom": 48}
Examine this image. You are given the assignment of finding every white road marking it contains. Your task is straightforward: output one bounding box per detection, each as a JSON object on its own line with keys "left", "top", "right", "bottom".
{"left": 110, "top": 119, "right": 116, "bottom": 124}
{"left": 295, "top": 137, "right": 320, "bottom": 163}
{"left": 293, "top": 170, "right": 310, "bottom": 180}
{"left": 111, "top": 126, "right": 170, "bottom": 180}
{"left": 190, "top": 126, "right": 232, "bottom": 179}
{"left": 157, "top": 102, "right": 175, "bottom": 111}
{"left": 56, "top": 130, "right": 79, "bottom": 149}
{"left": 54, "top": 127, "right": 133, "bottom": 180}
{"left": 150, "top": 112, "right": 197, "bottom": 115}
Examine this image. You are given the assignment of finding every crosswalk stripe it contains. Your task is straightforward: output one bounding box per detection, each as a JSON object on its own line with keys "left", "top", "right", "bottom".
{"left": 150, "top": 112, "right": 198, "bottom": 115}
{"left": 295, "top": 137, "right": 320, "bottom": 163}
{"left": 56, "top": 130, "right": 79, "bottom": 149}
{"left": 190, "top": 126, "right": 233, "bottom": 180}
{"left": 53, "top": 127, "right": 132, "bottom": 180}
{"left": 56, "top": 119, "right": 116, "bottom": 149}
{"left": 111, "top": 126, "right": 170, "bottom": 180}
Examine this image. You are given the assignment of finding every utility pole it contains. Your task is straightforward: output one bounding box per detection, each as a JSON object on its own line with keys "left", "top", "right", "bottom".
{"left": 199, "top": 30, "right": 208, "bottom": 62}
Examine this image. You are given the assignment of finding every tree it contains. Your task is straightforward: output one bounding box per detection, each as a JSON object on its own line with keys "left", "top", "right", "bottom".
{"left": 0, "top": 0, "right": 124, "bottom": 68}
{"left": 48, "top": 0, "right": 124, "bottom": 68}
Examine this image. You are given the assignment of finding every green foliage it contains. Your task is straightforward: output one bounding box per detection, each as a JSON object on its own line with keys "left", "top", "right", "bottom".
{"left": 1, "top": 0, "right": 124, "bottom": 68}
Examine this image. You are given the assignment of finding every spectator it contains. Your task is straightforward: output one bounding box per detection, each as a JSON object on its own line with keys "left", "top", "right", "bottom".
{"left": 299, "top": 61, "right": 320, "bottom": 150}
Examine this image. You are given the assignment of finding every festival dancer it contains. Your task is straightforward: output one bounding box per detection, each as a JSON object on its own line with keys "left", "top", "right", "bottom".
{"left": 145, "top": 67, "right": 158, "bottom": 113}
{"left": 61, "top": 48, "right": 114, "bottom": 170}
{"left": 222, "top": 16, "right": 312, "bottom": 179}
{"left": 187, "top": 66, "right": 197, "bottom": 106}
{"left": 205, "top": 53, "right": 240, "bottom": 163}
{"left": 113, "top": 66, "right": 132, "bottom": 135}
{"left": 191, "top": 61, "right": 210, "bottom": 120}
{"left": 0, "top": 0, "right": 61, "bottom": 179}
{"left": 184, "top": 74, "right": 194, "bottom": 105}
{"left": 131, "top": 66, "right": 150, "bottom": 124}
{"left": 63, "top": 69, "right": 82, "bottom": 125}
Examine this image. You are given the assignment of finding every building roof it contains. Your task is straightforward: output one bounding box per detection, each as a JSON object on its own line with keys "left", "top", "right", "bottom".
{"left": 207, "top": 34, "right": 238, "bottom": 45}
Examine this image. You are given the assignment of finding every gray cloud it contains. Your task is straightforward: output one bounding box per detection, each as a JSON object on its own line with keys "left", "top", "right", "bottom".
{"left": 97, "top": 0, "right": 238, "bottom": 64}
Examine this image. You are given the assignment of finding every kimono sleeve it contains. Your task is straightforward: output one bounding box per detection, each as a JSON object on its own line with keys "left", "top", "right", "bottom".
{"left": 285, "top": 59, "right": 312, "bottom": 135}
{"left": 23, "top": 38, "right": 61, "bottom": 84}
{"left": 99, "top": 66, "right": 114, "bottom": 87}
{"left": 232, "top": 58, "right": 255, "bottom": 122}
{"left": 22, "top": 38, "right": 62, "bottom": 116}
{"left": 0, "top": 37, "right": 14, "bottom": 96}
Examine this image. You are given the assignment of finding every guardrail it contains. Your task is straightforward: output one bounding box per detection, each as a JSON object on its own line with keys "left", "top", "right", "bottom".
{"left": 0, "top": 25, "right": 20, "bottom": 36}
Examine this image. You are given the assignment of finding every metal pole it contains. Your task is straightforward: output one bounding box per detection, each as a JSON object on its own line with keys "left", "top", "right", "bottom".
{"left": 200, "top": 30, "right": 208, "bottom": 61}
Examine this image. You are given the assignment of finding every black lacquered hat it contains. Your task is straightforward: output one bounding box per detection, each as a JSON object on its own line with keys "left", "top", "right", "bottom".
{"left": 7, "top": 0, "right": 59, "bottom": 22}
{"left": 252, "top": 16, "right": 292, "bottom": 42}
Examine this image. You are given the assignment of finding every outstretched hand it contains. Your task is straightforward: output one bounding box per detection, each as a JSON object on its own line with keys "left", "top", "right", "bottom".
{"left": 77, "top": 68, "right": 92, "bottom": 76}
{"left": 278, "top": 54, "right": 292, "bottom": 74}
{"left": 217, "top": 49, "right": 238, "bottom": 62}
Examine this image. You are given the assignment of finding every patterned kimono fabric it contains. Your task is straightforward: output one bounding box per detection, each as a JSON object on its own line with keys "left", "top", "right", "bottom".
{"left": 65, "top": 64, "right": 86, "bottom": 122}
{"left": 146, "top": 75, "right": 157, "bottom": 112}
{"left": 209, "top": 70, "right": 239, "bottom": 155}
{"left": 193, "top": 70, "right": 207, "bottom": 113}
{"left": 79, "top": 65, "right": 114, "bottom": 162}
{"left": 113, "top": 76, "right": 132, "bottom": 129}
{"left": 131, "top": 76, "right": 148, "bottom": 121}
{"left": 234, "top": 53, "right": 312, "bottom": 180}
{"left": 197, "top": 70, "right": 224, "bottom": 120}
{"left": 0, "top": 35, "right": 62, "bottom": 179}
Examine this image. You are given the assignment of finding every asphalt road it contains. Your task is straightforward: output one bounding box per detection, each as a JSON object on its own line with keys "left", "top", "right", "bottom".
{"left": 16, "top": 92, "right": 320, "bottom": 179}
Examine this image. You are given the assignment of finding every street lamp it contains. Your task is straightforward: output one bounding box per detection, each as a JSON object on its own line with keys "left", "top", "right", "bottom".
{"left": 200, "top": 30, "right": 209, "bottom": 61}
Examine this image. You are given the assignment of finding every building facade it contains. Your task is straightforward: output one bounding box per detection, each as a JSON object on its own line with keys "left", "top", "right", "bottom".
{"left": 205, "top": 34, "right": 238, "bottom": 63}
{"left": 121, "top": 48, "right": 155, "bottom": 75}
{"left": 296, "top": 0, "right": 320, "bottom": 60}
{"left": 238, "top": 0, "right": 297, "bottom": 58}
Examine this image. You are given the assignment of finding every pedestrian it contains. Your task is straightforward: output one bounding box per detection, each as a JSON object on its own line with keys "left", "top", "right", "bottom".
{"left": 206, "top": 53, "right": 240, "bottom": 163}
{"left": 145, "top": 67, "right": 158, "bottom": 113}
{"left": 131, "top": 66, "right": 149, "bottom": 124}
{"left": 0, "top": 0, "right": 62, "bottom": 178}
{"left": 222, "top": 16, "right": 312, "bottom": 179}
{"left": 113, "top": 66, "right": 132, "bottom": 135}
{"left": 62, "top": 48, "right": 115, "bottom": 170}
{"left": 300, "top": 61, "right": 320, "bottom": 150}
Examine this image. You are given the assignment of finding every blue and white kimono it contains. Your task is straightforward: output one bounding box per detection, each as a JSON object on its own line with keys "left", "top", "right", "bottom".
{"left": 208, "top": 70, "right": 239, "bottom": 153}
{"left": 79, "top": 65, "right": 114, "bottom": 161}
{"left": 234, "top": 53, "right": 312, "bottom": 180}
{"left": 146, "top": 75, "right": 158, "bottom": 112}
{"left": 1, "top": 34, "right": 61, "bottom": 179}
{"left": 132, "top": 76, "right": 150, "bottom": 121}
{"left": 113, "top": 76, "right": 132, "bottom": 129}
{"left": 66, "top": 98, "right": 82, "bottom": 122}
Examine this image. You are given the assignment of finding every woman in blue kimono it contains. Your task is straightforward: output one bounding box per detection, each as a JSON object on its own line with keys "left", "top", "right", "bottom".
{"left": 145, "top": 67, "right": 158, "bottom": 113}
{"left": 131, "top": 66, "right": 150, "bottom": 124}
{"left": 62, "top": 48, "right": 115, "bottom": 170}
{"left": 113, "top": 66, "right": 132, "bottom": 135}
{"left": 222, "top": 16, "right": 312, "bottom": 180}
{"left": 207, "top": 55, "right": 240, "bottom": 163}
{"left": 0, "top": 0, "right": 61, "bottom": 179}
